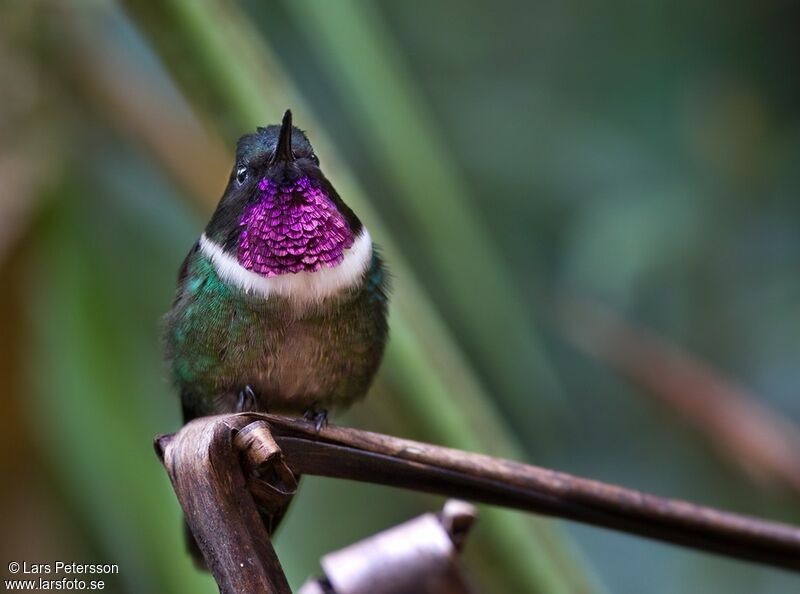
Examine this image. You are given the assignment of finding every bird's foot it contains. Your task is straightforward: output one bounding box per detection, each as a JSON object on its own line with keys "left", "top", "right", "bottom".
{"left": 303, "top": 406, "right": 329, "bottom": 433}
{"left": 236, "top": 385, "right": 258, "bottom": 413}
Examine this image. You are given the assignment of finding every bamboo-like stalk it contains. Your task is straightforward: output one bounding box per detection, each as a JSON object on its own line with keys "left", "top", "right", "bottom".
{"left": 559, "top": 295, "right": 800, "bottom": 495}
{"left": 121, "top": 2, "right": 600, "bottom": 593}
{"left": 284, "top": 0, "right": 563, "bottom": 416}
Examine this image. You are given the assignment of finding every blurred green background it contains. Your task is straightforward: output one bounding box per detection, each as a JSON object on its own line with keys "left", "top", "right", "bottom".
{"left": 2, "top": 1, "right": 800, "bottom": 592}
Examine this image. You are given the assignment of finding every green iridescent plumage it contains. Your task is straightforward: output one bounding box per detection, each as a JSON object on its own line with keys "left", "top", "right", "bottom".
{"left": 165, "top": 247, "right": 388, "bottom": 420}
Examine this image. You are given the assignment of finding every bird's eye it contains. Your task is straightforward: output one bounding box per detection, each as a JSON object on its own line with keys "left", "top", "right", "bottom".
{"left": 309, "top": 152, "right": 319, "bottom": 165}
{"left": 235, "top": 166, "right": 248, "bottom": 185}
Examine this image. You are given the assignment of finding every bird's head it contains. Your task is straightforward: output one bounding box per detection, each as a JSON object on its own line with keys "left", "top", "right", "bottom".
{"left": 205, "top": 110, "right": 362, "bottom": 277}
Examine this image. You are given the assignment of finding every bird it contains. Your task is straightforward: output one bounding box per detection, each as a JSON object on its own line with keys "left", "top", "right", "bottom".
{"left": 163, "top": 110, "right": 389, "bottom": 431}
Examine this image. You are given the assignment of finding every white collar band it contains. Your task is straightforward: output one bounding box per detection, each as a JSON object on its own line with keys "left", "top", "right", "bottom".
{"left": 199, "top": 227, "right": 373, "bottom": 303}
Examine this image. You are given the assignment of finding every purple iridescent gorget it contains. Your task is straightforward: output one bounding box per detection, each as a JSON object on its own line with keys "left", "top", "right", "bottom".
{"left": 237, "top": 176, "right": 354, "bottom": 277}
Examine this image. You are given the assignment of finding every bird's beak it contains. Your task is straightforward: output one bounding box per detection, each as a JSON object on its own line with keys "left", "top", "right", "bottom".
{"left": 273, "top": 109, "right": 295, "bottom": 163}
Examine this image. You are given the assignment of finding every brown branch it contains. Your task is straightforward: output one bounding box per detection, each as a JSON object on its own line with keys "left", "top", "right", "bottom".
{"left": 299, "top": 500, "right": 479, "bottom": 594}
{"left": 157, "top": 413, "right": 800, "bottom": 588}
{"left": 255, "top": 413, "right": 800, "bottom": 571}
{"left": 155, "top": 416, "right": 296, "bottom": 594}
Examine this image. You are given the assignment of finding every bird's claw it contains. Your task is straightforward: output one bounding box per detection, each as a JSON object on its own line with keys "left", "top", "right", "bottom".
{"left": 237, "top": 385, "right": 257, "bottom": 412}
{"left": 303, "top": 407, "right": 328, "bottom": 433}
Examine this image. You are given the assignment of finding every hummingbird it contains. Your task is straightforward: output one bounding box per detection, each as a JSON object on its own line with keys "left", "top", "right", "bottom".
{"left": 164, "top": 110, "right": 389, "bottom": 430}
